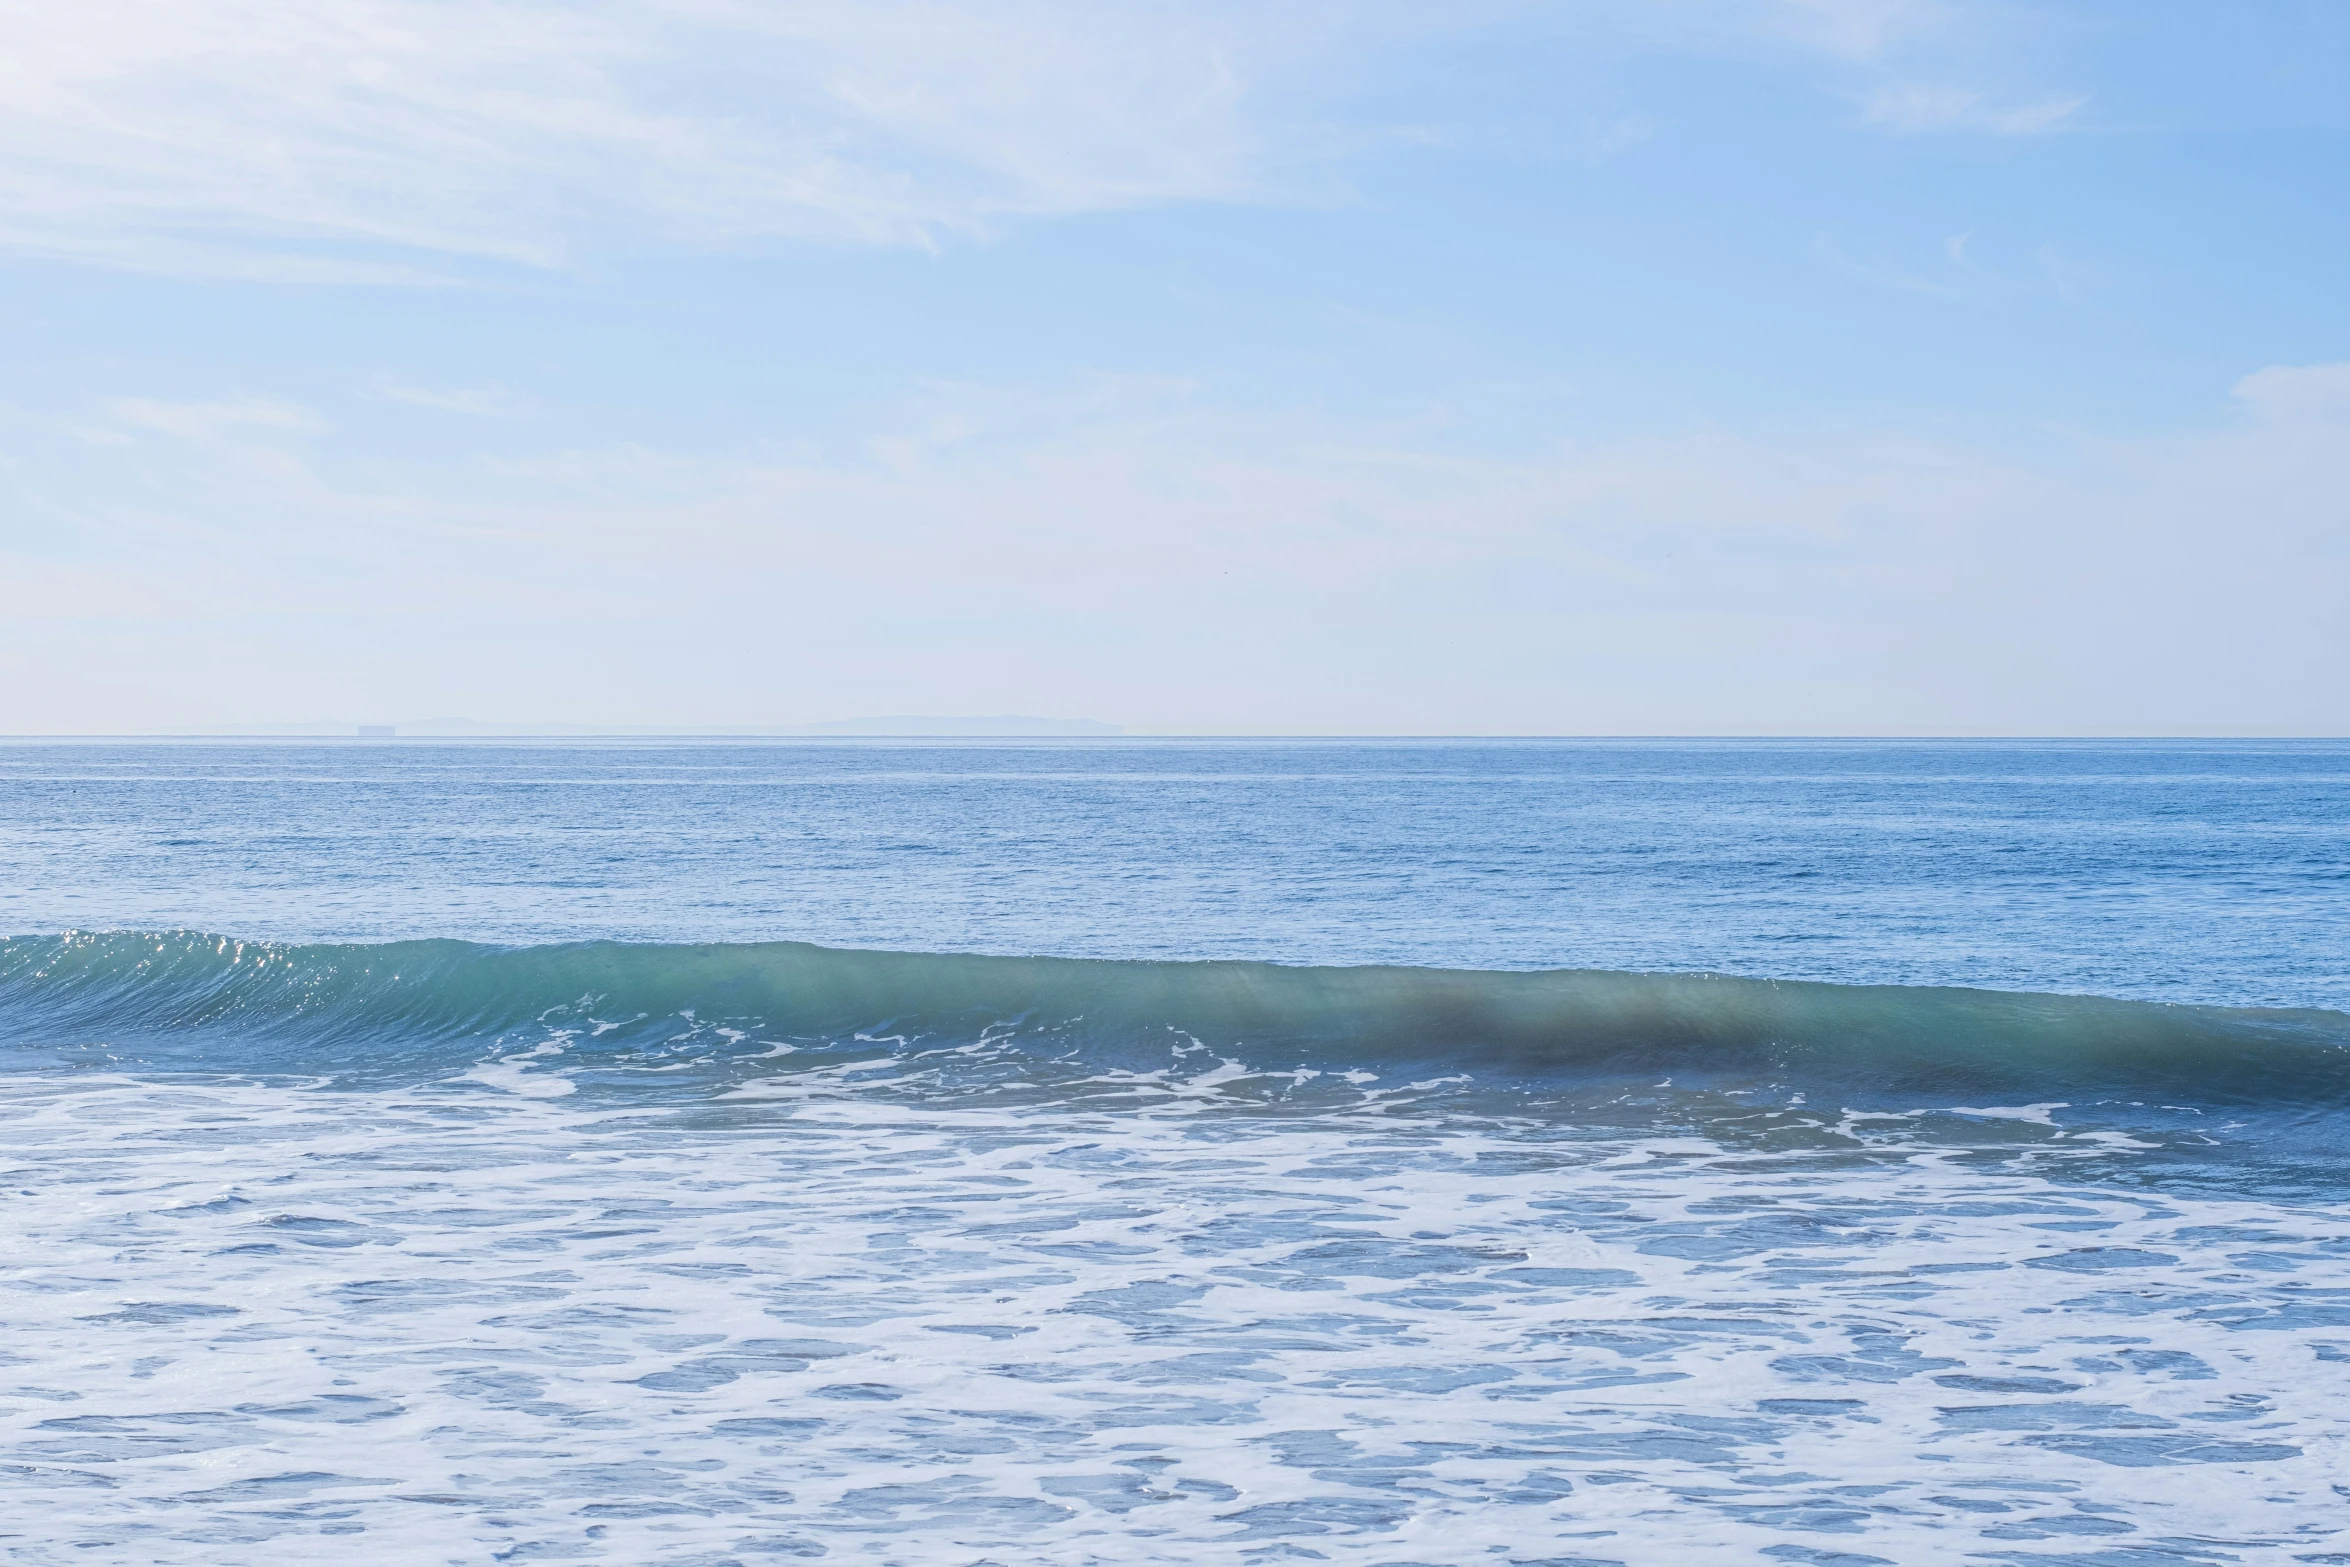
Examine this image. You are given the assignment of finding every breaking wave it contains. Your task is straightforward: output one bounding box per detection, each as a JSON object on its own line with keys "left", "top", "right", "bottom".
{"left": 2, "top": 930, "right": 2345, "bottom": 1112}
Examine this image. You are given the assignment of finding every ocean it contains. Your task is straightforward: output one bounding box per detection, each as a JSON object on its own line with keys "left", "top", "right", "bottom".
{"left": 2, "top": 738, "right": 2346, "bottom": 1565}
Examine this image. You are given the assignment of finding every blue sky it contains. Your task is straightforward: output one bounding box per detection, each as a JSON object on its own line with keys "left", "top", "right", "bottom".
{"left": 2, "top": 0, "right": 2345, "bottom": 733}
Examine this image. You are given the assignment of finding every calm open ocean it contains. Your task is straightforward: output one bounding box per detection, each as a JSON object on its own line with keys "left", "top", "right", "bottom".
{"left": 2, "top": 738, "right": 2346, "bottom": 1565}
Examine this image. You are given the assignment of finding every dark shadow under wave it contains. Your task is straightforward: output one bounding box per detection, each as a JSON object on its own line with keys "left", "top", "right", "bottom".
{"left": 1, "top": 931, "right": 2345, "bottom": 1111}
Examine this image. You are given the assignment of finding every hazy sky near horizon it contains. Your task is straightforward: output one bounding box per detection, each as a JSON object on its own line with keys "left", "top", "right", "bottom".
{"left": 2, "top": 0, "right": 2345, "bottom": 734}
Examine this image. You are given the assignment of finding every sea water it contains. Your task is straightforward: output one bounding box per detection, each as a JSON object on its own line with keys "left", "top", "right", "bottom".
{"left": 1, "top": 738, "right": 2345, "bottom": 1565}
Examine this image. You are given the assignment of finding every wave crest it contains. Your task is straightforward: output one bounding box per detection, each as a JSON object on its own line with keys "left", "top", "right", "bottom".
{"left": 1, "top": 931, "right": 2345, "bottom": 1108}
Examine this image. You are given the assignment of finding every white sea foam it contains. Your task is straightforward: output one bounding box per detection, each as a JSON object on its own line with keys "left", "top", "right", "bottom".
{"left": 459, "top": 1038, "right": 577, "bottom": 1098}
{"left": 1, "top": 1071, "right": 2346, "bottom": 1564}
{"left": 1933, "top": 1102, "right": 2070, "bottom": 1125}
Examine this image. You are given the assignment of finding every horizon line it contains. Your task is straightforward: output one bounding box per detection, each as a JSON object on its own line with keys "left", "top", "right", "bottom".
{"left": 5, "top": 732, "right": 2348, "bottom": 744}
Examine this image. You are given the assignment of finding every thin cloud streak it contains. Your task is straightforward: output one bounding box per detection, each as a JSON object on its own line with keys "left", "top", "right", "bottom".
{"left": 109, "top": 399, "right": 329, "bottom": 439}
{"left": 0, "top": 0, "right": 2099, "bottom": 282}
{"left": 1862, "top": 83, "right": 2083, "bottom": 134}
{"left": 0, "top": 0, "right": 1295, "bottom": 280}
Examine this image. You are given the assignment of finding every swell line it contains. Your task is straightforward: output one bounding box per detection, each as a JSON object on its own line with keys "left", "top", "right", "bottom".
{"left": 2, "top": 930, "right": 2346, "bottom": 1107}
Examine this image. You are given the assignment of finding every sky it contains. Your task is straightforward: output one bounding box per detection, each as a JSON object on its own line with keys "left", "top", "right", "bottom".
{"left": 1, "top": 0, "right": 2345, "bottom": 735}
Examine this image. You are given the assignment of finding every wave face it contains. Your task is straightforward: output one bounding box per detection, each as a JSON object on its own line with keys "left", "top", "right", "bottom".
{"left": 4, "top": 931, "right": 2346, "bottom": 1114}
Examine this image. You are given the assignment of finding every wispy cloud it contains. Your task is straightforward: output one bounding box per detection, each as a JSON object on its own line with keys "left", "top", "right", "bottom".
{"left": 0, "top": 0, "right": 1314, "bottom": 281}
{"left": 1574, "top": 2, "right": 2087, "bottom": 140}
{"left": 0, "top": 0, "right": 2109, "bottom": 283}
{"left": 1862, "top": 83, "right": 2083, "bottom": 134}
{"left": 1767, "top": 0, "right": 1948, "bottom": 63}
{"left": 2232, "top": 361, "right": 2350, "bottom": 423}
{"left": 385, "top": 385, "right": 530, "bottom": 417}
{"left": 109, "top": 398, "right": 327, "bottom": 439}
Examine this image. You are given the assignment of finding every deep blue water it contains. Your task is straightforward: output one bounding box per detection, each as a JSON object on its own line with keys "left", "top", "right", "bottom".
{"left": 4, "top": 737, "right": 2345, "bottom": 1005}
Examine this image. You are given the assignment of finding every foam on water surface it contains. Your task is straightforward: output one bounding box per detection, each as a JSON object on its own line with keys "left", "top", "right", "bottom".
{"left": 3, "top": 1061, "right": 2346, "bottom": 1565}
{"left": 4, "top": 740, "right": 2347, "bottom": 1563}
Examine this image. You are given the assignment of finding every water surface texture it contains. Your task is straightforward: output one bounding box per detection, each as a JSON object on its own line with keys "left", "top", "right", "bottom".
{"left": 2, "top": 739, "right": 2346, "bottom": 1565}
{"left": 5, "top": 737, "right": 2346, "bottom": 1005}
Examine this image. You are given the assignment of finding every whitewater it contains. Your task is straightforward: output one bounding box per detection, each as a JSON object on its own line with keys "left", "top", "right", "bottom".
{"left": 2, "top": 739, "right": 2347, "bottom": 1566}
